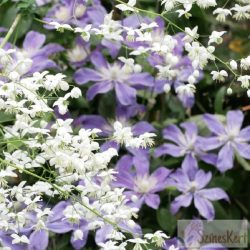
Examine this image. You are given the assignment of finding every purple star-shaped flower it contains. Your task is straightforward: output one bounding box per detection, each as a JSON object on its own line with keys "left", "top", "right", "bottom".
{"left": 170, "top": 168, "right": 229, "bottom": 220}
{"left": 74, "top": 51, "right": 154, "bottom": 106}
{"left": 154, "top": 122, "right": 217, "bottom": 175}
{"left": 113, "top": 149, "right": 171, "bottom": 209}
{"left": 200, "top": 110, "right": 250, "bottom": 172}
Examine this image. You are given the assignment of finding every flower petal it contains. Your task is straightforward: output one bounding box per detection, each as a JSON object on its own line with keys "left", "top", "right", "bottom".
{"left": 203, "top": 114, "right": 225, "bottom": 135}
{"left": 217, "top": 143, "right": 234, "bottom": 172}
{"left": 154, "top": 144, "right": 183, "bottom": 158}
{"left": 29, "top": 230, "right": 49, "bottom": 250}
{"left": 194, "top": 194, "right": 215, "bottom": 220}
{"left": 23, "top": 31, "right": 45, "bottom": 51}
{"left": 236, "top": 142, "right": 250, "bottom": 159}
{"left": 86, "top": 81, "right": 113, "bottom": 100}
{"left": 226, "top": 110, "right": 244, "bottom": 132}
{"left": 115, "top": 82, "right": 137, "bottom": 106}
{"left": 145, "top": 194, "right": 160, "bottom": 209}
{"left": 74, "top": 68, "right": 101, "bottom": 85}
{"left": 197, "top": 188, "right": 229, "bottom": 202}
{"left": 171, "top": 193, "right": 193, "bottom": 214}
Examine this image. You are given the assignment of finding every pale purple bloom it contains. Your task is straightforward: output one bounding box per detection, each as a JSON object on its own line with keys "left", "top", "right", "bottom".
{"left": 200, "top": 110, "right": 250, "bottom": 172}
{"left": 155, "top": 122, "right": 217, "bottom": 175}
{"left": 74, "top": 51, "right": 154, "bottom": 106}
{"left": 44, "top": 0, "right": 106, "bottom": 28}
{"left": 113, "top": 149, "right": 171, "bottom": 209}
{"left": 170, "top": 168, "right": 229, "bottom": 220}
{"left": 21, "top": 31, "right": 64, "bottom": 75}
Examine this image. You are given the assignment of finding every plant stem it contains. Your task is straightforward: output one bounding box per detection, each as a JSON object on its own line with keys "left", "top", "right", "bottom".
{"left": 0, "top": 13, "right": 22, "bottom": 49}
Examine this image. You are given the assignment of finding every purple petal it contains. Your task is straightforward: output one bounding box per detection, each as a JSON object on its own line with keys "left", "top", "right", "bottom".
{"left": 199, "top": 153, "right": 217, "bottom": 165}
{"left": 70, "top": 229, "right": 88, "bottom": 250}
{"left": 35, "top": 43, "right": 64, "bottom": 57}
{"left": 132, "top": 121, "right": 155, "bottom": 136}
{"left": 150, "top": 167, "right": 171, "bottom": 192}
{"left": 203, "top": 114, "right": 225, "bottom": 135}
{"left": 101, "top": 39, "right": 121, "bottom": 58}
{"left": 29, "top": 230, "right": 49, "bottom": 250}
{"left": 73, "top": 115, "right": 112, "bottom": 135}
{"left": 171, "top": 193, "right": 193, "bottom": 214}
{"left": 181, "top": 122, "right": 198, "bottom": 139}
{"left": 86, "top": 81, "right": 113, "bottom": 100}
{"left": 217, "top": 143, "right": 234, "bottom": 172}
{"left": 133, "top": 154, "right": 149, "bottom": 176}
{"left": 197, "top": 188, "right": 229, "bottom": 202}
{"left": 145, "top": 193, "right": 160, "bottom": 209}
{"left": 226, "top": 110, "right": 244, "bottom": 132}
{"left": 95, "top": 225, "right": 113, "bottom": 244}
{"left": 162, "top": 124, "right": 182, "bottom": 143}
{"left": 23, "top": 31, "right": 45, "bottom": 52}
{"left": 181, "top": 154, "right": 198, "bottom": 178}
{"left": 238, "top": 126, "right": 250, "bottom": 141}
{"left": 115, "top": 83, "right": 137, "bottom": 106}
{"left": 194, "top": 194, "right": 215, "bottom": 220}
{"left": 194, "top": 170, "right": 212, "bottom": 189}
{"left": 129, "top": 73, "right": 154, "bottom": 88}
{"left": 74, "top": 68, "right": 101, "bottom": 85}
{"left": 100, "top": 141, "right": 119, "bottom": 151}
{"left": 154, "top": 143, "right": 183, "bottom": 158}
{"left": 197, "top": 137, "right": 223, "bottom": 151}
{"left": 236, "top": 142, "right": 250, "bottom": 159}
{"left": 90, "top": 50, "right": 108, "bottom": 68}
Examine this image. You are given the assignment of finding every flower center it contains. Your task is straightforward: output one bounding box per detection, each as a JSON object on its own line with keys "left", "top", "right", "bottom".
{"left": 99, "top": 63, "right": 130, "bottom": 82}
{"left": 55, "top": 6, "right": 71, "bottom": 22}
{"left": 188, "top": 181, "right": 198, "bottom": 192}
{"left": 67, "top": 45, "right": 88, "bottom": 63}
{"left": 75, "top": 4, "right": 86, "bottom": 18}
{"left": 134, "top": 174, "right": 157, "bottom": 193}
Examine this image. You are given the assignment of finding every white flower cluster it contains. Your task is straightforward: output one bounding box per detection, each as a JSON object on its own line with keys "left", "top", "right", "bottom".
{"left": 0, "top": 48, "right": 164, "bottom": 249}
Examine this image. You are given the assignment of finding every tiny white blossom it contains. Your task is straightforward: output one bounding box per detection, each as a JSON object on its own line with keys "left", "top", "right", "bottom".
{"left": 211, "top": 70, "right": 228, "bottom": 82}
{"left": 116, "top": 0, "right": 138, "bottom": 12}
{"left": 208, "top": 31, "right": 226, "bottom": 45}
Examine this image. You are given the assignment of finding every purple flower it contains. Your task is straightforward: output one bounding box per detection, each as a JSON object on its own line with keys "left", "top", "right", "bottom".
{"left": 200, "top": 110, "right": 250, "bottom": 172}
{"left": 170, "top": 168, "right": 229, "bottom": 220}
{"left": 74, "top": 51, "right": 154, "bottom": 105}
{"left": 44, "top": 0, "right": 106, "bottom": 28}
{"left": 155, "top": 122, "right": 217, "bottom": 175}
{"left": 113, "top": 149, "right": 171, "bottom": 209}
{"left": 21, "top": 30, "right": 64, "bottom": 75}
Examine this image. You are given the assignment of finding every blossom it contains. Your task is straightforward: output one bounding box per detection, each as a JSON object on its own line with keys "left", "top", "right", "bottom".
{"left": 170, "top": 168, "right": 229, "bottom": 219}
{"left": 116, "top": 0, "right": 138, "bottom": 12}
{"left": 208, "top": 31, "right": 226, "bottom": 45}
{"left": 211, "top": 70, "right": 228, "bottom": 82}
{"left": 113, "top": 150, "right": 171, "bottom": 209}
{"left": 74, "top": 51, "right": 154, "bottom": 105}
{"left": 199, "top": 110, "right": 250, "bottom": 172}
{"left": 155, "top": 122, "right": 217, "bottom": 175}
{"left": 213, "top": 8, "right": 232, "bottom": 22}
{"left": 44, "top": 0, "right": 107, "bottom": 28}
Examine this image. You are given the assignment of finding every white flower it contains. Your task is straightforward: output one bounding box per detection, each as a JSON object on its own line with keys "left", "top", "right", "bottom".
{"left": 163, "top": 84, "right": 171, "bottom": 93}
{"left": 11, "top": 234, "right": 29, "bottom": 244}
{"left": 230, "top": 60, "right": 238, "bottom": 70}
{"left": 183, "top": 26, "right": 199, "bottom": 42}
{"left": 196, "top": 0, "right": 217, "bottom": 8}
{"left": 116, "top": 0, "right": 138, "bottom": 12}
{"left": 73, "top": 229, "right": 84, "bottom": 241}
{"left": 211, "top": 70, "right": 228, "bottom": 82}
{"left": 127, "top": 238, "right": 148, "bottom": 250}
{"left": 113, "top": 121, "right": 133, "bottom": 145}
{"left": 74, "top": 25, "right": 92, "bottom": 42}
{"left": 208, "top": 31, "right": 226, "bottom": 45}
{"left": 237, "top": 75, "right": 250, "bottom": 88}
{"left": 176, "top": 83, "right": 196, "bottom": 97}
{"left": 49, "top": 22, "right": 74, "bottom": 32}
{"left": 70, "top": 87, "right": 82, "bottom": 98}
{"left": 144, "top": 230, "right": 169, "bottom": 247}
{"left": 213, "top": 8, "right": 232, "bottom": 22}
{"left": 247, "top": 89, "right": 250, "bottom": 97}
{"left": 241, "top": 56, "right": 250, "bottom": 70}
{"left": 231, "top": 4, "right": 250, "bottom": 20}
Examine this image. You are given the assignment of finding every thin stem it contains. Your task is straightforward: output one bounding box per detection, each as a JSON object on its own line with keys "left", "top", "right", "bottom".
{"left": 0, "top": 13, "right": 22, "bottom": 49}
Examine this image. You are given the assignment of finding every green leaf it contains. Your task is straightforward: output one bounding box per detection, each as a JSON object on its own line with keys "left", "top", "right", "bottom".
{"left": 209, "top": 176, "right": 233, "bottom": 191}
{"left": 235, "top": 152, "right": 250, "bottom": 171}
{"left": 214, "top": 86, "right": 226, "bottom": 114}
{"left": 156, "top": 208, "right": 176, "bottom": 235}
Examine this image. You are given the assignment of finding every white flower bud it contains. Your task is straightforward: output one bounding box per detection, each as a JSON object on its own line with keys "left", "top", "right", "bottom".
{"left": 227, "top": 87, "right": 233, "bottom": 95}
{"left": 230, "top": 60, "right": 238, "bottom": 70}
{"left": 8, "top": 71, "right": 20, "bottom": 82}
{"left": 163, "top": 84, "right": 171, "bottom": 93}
{"left": 247, "top": 89, "right": 250, "bottom": 97}
{"left": 70, "top": 87, "right": 82, "bottom": 98}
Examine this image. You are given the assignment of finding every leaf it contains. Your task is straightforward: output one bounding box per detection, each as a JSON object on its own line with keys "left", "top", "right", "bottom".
{"left": 156, "top": 208, "right": 176, "bottom": 235}
{"left": 235, "top": 152, "right": 250, "bottom": 171}
{"left": 209, "top": 176, "right": 233, "bottom": 191}
{"left": 214, "top": 86, "right": 226, "bottom": 114}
